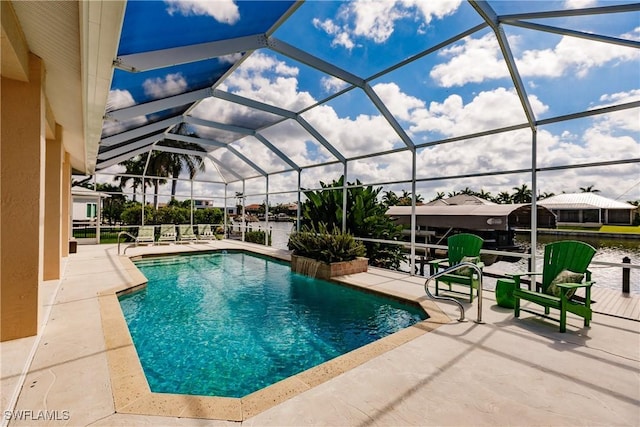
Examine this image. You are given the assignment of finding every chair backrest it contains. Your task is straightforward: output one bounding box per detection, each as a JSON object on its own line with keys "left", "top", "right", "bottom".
{"left": 447, "top": 233, "right": 484, "bottom": 265}
{"left": 138, "top": 225, "right": 155, "bottom": 237}
{"left": 160, "top": 224, "right": 176, "bottom": 235}
{"left": 199, "top": 224, "right": 213, "bottom": 235}
{"left": 179, "top": 224, "right": 194, "bottom": 234}
{"left": 541, "top": 240, "right": 596, "bottom": 291}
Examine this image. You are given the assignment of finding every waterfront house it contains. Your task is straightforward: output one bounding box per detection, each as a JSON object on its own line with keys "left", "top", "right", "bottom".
{"left": 538, "top": 193, "right": 637, "bottom": 227}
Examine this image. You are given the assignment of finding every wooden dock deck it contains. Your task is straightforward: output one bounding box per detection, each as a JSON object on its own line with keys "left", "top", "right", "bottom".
{"left": 591, "top": 287, "right": 640, "bottom": 321}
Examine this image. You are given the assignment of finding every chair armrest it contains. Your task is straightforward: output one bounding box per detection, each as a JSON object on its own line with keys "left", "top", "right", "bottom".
{"left": 508, "top": 272, "right": 542, "bottom": 290}
{"left": 427, "top": 259, "right": 449, "bottom": 274}
{"left": 556, "top": 281, "right": 594, "bottom": 290}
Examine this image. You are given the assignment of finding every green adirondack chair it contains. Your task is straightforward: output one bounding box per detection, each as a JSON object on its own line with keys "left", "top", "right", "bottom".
{"left": 428, "top": 233, "right": 484, "bottom": 303}
{"left": 512, "top": 240, "right": 596, "bottom": 333}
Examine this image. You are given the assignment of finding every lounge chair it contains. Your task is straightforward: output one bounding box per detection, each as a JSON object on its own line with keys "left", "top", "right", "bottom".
{"left": 178, "top": 224, "right": 197, "bottom": 243}
{"left": 197, "top": 224, "right": 216, "bottom": 241}
{"left": 513, "top": 240, "right": 596, "bottom": 332}
{"left": 157, "top": 224, "right": 176, "bottom": 244}
{"left": 135, "top": 225, "right": 155, "bottom": 246}
{"left": 427, "top": 233, "right": 484, "bottom": 303}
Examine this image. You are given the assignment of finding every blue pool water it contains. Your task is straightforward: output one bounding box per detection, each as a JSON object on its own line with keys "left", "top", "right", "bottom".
{"left": 120, "top": 251, "right": 427, "bottom": 398}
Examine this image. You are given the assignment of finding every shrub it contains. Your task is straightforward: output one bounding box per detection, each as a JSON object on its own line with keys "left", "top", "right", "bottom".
{"left": 194, "top": 207, "right": 223, "bottom": 225}
{"left": 288, "top": 223, "right": 366, "bottom": 263}
{"left": 300, "top": 176, "right": 405, "bottom": 269}
{"left": 245, "top": 230, "right": 271, "bottom": 246}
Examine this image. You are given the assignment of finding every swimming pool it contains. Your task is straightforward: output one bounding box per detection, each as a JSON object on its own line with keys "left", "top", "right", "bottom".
{"left": 120, "top": 251, "right": 427, "bottom": 398}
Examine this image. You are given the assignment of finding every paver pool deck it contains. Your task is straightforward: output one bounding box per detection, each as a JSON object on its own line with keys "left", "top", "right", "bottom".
{"left": 1, "top": 241, "right": 638, "bottom": 426}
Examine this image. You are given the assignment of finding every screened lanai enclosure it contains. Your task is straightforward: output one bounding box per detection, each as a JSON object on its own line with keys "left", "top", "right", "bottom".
{"left": 85, "top": 0, "right": 639, "bottom": 269}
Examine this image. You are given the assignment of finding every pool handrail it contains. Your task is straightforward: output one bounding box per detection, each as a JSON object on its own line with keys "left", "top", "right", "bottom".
{"left": 118, "top": 231, "right": 137, "bottom": 255}
{"left": 424, "top": 262, "right": 484, "bottom": 324}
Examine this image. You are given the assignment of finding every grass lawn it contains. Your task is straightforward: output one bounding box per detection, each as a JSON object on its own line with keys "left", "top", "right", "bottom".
{"left": 599, "top": 225, "right": 640, "bottom": 234}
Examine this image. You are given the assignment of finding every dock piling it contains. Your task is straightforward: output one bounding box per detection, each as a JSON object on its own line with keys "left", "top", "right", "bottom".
{"left": 622, "top": 256, "right": 631, "bottom": 293}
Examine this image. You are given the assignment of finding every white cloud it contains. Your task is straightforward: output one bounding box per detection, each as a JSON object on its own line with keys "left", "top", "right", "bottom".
{"left": 320, "top": 76, "right": 349, "bottom": 93}
{"left": 103, "top": 89, "right": 147, "bottom": 136}
{"left": 106, "top": 89, "right": 136, "bottom": 111}
{"left": 143, "top": 73, "right": 188, "bottom": 99}
{"left": 563, "top": 0, "right": 598, "bottom": 9}
{"left": 591, "top": 89, "right": 640, "bottom": 133}
{"left": 431, "top": 31, "right": 640, "bottom": 87}
{"left": 218, "top": 52, "right": 315, "bottom": 111}
{"left": 407, "top": 87, "right": 547, "bottom": 136}
{"left": 312, "top": 18, "right": 355, "bottom": 50}
{"left": 372, "top": 82, "right": 424, "bottom": 121}
{"left": 315, "top": 0, "right": 462, "bottom": 47}
{"left": 218, "top": 53, "right": 243, "bottom": 64}
{"left": 165, "top": 0, "right": 240, "bottom": 25}
{"left": 178, "top": 52, "right": 636, "bottom": 201}
{"left": 430, "top": 33, "right": 508, "bottom": 87}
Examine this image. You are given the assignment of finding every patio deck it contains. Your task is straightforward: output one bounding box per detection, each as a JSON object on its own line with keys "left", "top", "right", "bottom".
{"left": 1, "top": 242, "right": 638, "bottom": 426}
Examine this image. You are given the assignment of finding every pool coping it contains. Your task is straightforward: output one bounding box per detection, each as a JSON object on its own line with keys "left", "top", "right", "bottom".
{"left": 98, "top": 248, "right": 451, "bottom": 421}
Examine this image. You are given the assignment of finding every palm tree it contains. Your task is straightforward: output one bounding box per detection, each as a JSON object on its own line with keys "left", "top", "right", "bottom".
{"left": 144, "top": 152, "right": 169, "bottom": 209}
{"left": 431, "top": 192, "right": 446, "bottom": 202}
{"left": 157, "top": 125, "right": 207, "bottom": 199}
{"left": 460, "top": 187, "right": 474, "bottom": 195}
{"left": 537, "top": 191, "right": 555, "bottom": 200}
{"left": 580, "top": 185, "right": 600, "bottom": 193}
{"left": 114, "top": 156, "right": 146, "bottom": 202}
{"left": 511, "top": 184, "right": 532, "bottom": 203}
{"left": 382, "top": 190, "right": 400, "bottom": 207}
{"left": 156, "top": 139, "right": 206, "bottom": 199}
{"left": 476, "top": 189, "right": 492, "bottom": 201}
{"left": 496, "top": 191, "right": 512, "bottom": 204}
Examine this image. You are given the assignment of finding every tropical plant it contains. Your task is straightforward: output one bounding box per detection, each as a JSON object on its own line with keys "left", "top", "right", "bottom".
{"left": 114, "top": 157, "right": 146, "bottom": 202}
{"left": 476, "top": 189, "right": 492, "bottom": 201}
{"left": 580, "top": 185, "right": 600, "bottom": 193}
{"left": 495, "top": 191, "right": 512, "bottom": 204}
{"left": 156, "top": 130, "right": 206, "bottom": 199}
{"left": 288, "top": 223, "right": 365, "bottom": 263}
{"left": 96, "top": 183, "right": 127, "bottom": 225}
{"left": 194, "top": 207, "right": 223, "bottom": 224}
{"left": 245, "top": 230, "right": 271, "bottom": 246}
{"left": 537, "top": 191, "right": 555, "bottom": 200}
{"left": 511, "top": 184, "right": 532, "bottom": 203}
{"left": 382, "top": 190, "right": 400, "bottom": 207}
{"left": 431, "top": 192, "right": 446, "bottom": 202}
{"left": 120, "top": 202, "right": 153, "bottom": 225}
{"left": 299, "top": 176, "right": 405, "bottom": 269}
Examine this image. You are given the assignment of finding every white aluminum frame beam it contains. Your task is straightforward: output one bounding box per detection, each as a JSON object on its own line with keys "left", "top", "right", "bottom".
{"left": 105, "top": 88, "right": 212, "bottom": 121}
{"left": 471, "top": 0, "right": 536, "bottom": 129}
{"left": 185, "top": 115, "right": 300, "bottom": 171}
{"left": 113, "top": 34, "right": 268, "bottom": 72}
{"left": 212, "top": 89, "right": 297, "bottom": 119}
{"left": 253, "top": 133, "right": 301, "bottom": 172}
{"left": 505, "top": 20, "right": 640, "bottom": 49}
{"left": 97, "top": 145, "right": 157, "bottom": 170}
{"left": 169, "top": 133, "right": 227, "bottom": 148}
{"left": 100, "top": 116, "right": 183, "bottom": 146}
{"left": 98, "top": 133, "right": 163, "bottom": 160}
{"left": 499, "top": 3, "right": 640, "bottom": 20}
{"left": 184, "top": 115, "right": 253, "bottom": 135}
{"left": 363, "top": 83, "right": 415, "bottom": 150}
{"left": 267, "top": 37, "right": 365, "bottom": 87}
{"left": 170, "top": 133, "right": 267, "bottom": 176}
{"left": 296, "top": 116, "right": 346, "bottom": 163}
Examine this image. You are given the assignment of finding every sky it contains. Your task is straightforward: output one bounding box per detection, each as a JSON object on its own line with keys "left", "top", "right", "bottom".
{"left": 98, "top": 0, "right": 640, "bottom": 207}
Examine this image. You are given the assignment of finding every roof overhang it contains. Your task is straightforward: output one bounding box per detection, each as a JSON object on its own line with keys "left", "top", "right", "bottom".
{"left": 2, "top": 1, "right": 124, "bottom": 173}
{"left": 386, "top": 204, "right": 556, "bottom": 231}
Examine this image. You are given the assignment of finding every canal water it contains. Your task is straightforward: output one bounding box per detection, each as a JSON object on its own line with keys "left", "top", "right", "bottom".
{"left": 257, "top": 221, "right": 639, "bottom": 295}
